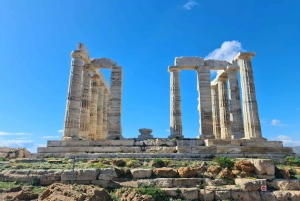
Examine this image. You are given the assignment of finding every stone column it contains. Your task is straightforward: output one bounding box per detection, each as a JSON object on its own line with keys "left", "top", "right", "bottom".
{"left": 227, "top": 66, "right": 244, "bottom": 139}
{"left": 218, "top": 79, "right": 231, "bottom": 139}
{"left": 102, "top": 89, "right": 109, "bottom": 138}
{"left": 234, "top": 52, "right": 263, "bottom": 139}
{"left": 96, "top": 83, "right": 105, "bottom": 140}
{"left": 168, "top": 67, "right": 183, "bottom": 139}
{"left": 79, "top": 64, "right": 92, "bottom": 140}
{"left": 62, "top": 51, "right": 83, "bottom": 140}
{"left": 211, "top": 83, "right": 221, "bottom": 139}
{"left": 106, "top": 66, "right": 123, "bottom": 139}
{"left": 88, "top": 75, "right": 100, "bottom": 140}
{"left": 196, "top": 66, "right": 214, "bottom": 139}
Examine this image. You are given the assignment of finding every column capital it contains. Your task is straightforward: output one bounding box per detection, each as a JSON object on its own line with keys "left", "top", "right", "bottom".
{"left": 82, "top": 64, "right": 92, "bottom": 71}
{"left": 234, "top": 52, "right": 256, "bottom": 61}
{"left": 168, "top": 66, "right": 181, "bottom": 73}
{"left": 71, "top": 50, "right": 86, "bottom": 60}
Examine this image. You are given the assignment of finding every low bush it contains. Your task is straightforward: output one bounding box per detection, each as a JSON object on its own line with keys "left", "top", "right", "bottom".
{"left": 136, "top": 185, "right": 169, "bottom": 201}
{"left": 213, "top": 156, "right": 234, "bottom": 169}
{"left": 285, "top": 156, "right": 300, "bottom": 166}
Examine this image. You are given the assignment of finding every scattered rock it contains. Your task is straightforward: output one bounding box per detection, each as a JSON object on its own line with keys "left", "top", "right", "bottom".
{"left": 268, "top": 179, "right": 300, "bottom": 190}
{"left": 9, "top": 186, "right": 21, "bottom": 192}
{"left": 218, "top": 168, "right": 234, "bottom": 180}
{"left": 16, "top": 190, "right": 38, "bottom": 200}
{"left": 119, "top": 188, "right": 152, "bottom": 201}
{"left": 235, "top": 160, "right": 255, "bottom": 172}
{"left": 153, "top": 167, "right": 178, "bottom": 178}
{"left": 178, "top": 167, "right": 198, "bottom": 178}
{"left": 130, "top": 169, "right": 152, "bottom": 179}
{"left": 235, "top": 178, "right": 266, "bottom": 191}
{"left": 250, "top": 159, "right": 275, "bottom": 176}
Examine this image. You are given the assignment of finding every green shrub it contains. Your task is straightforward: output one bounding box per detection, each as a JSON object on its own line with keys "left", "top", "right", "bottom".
{"left": 0, "top": 157, "right": 5, "bottom": 161}
{"left": 213, "top": 156, "right": 234, "bottom": 169}
{"left": 152, "top": 158, "right": 164, "bottom": 167}
{"left": 285, "top": 156, "right": 300, "bottom": 166}
{"left": 136, "top": 185, "right": 169, "bottom": 201}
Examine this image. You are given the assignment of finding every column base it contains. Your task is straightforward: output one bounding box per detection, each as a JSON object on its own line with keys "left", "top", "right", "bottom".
{"left": 106, "top": 134, "right": 124, "bottom": 140}
{"left": 242, "top": 137, "right": 267, "bottom": 141}
{"left": 168, "top": 134, "right": 184, "bottom": 139}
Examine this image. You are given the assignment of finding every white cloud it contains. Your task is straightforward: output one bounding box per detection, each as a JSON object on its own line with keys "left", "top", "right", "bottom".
{"left": 272, "top": 135, "right": 300, "bottom": 147}
{"left": 271, "top": 119, "right": 285, "bottom": 126}
{"left": 166, "top": 129, "right": 170, "bottom": 132}
{"left": 0, "top": 140, "right": 36, "bottom": 148}
{"left": 42, "top": 136, "right": 60, "bottom": 139}
{"left": 58, "top": 130, "right": 63, "bottom": 133}
{"left": 205, "top": 40, "right": 244, "bottom": 62}
{"left": 0, "top": 131, "right": 33, "bottom": 136}
{"left": 183, "top": 0, "right": 199, "bottom": 10}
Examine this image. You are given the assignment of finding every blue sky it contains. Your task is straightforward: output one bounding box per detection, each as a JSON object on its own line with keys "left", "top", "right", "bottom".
{"left": 0, "top": 0, "right": 299, "bottom": 152}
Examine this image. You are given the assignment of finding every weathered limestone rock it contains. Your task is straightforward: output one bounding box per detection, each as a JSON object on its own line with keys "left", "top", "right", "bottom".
{"left": 215, "top": 190, "right": 230, "bottom": 200}
{"left": 79, "top": 64, "right": 91, "bottom": 140}
{"left": 173, "top": 178, "right": 202, "bottom": 187}
{"left": 217, "top": 78, "right": 231, "bottom": 139}
{"left": 235, "top": 178, "right": 266, "bottom": 191}
{"left": 199, "top": 189, "right": 215, "bottom": 201}
{"left": 168, "top": 67, "right": 183, "bottom": 139}
{"left": 98, "top": 168, "right": 117, "bottom": 180}
{"left": 273, "top": 190, "right": 300, "bottom": 201}
{"left": 250, "top": 159, "right": 275, "bottom": 175}
{"left": 234, "top": 160, "right": 255, "bottom": 172}
{"left": 88, "top": 75, "right": 100, "bottom": 140}
{"left": 234, "top": 52, "right": 262, "bottom": 139}
{"left": 231, "top": 191, "right": 250, "bottom": 201}
{"left": 107, "top": 66, "right": 123, "bottom": 139}
{"left": 152, "top": 167, "right": 178, "bottom": 178}
{"left": 154, "top": 178, "right": 173, "bottom": 188}
{"left": 260, "top": 191, "right": 277, "bottom": 201}
{"left": 61, "top": 169, "right": 99, "bottom": 181}
{"left": 130, "top": 169, "right": 152, "bottom": 179}
{"left": 227, "top": 66, "right": 244, "bottom": 139}
{"left": 178, "top": 167, "right": 198, "bottom": 178}
{"left": 268, "top": 179, "right": 300, "bottom": 190}
{"left": 211, "top": 83, "right": 221, "bottom": 139}
{"left": 179, "top": 188, "right": 199, "bottom": 200}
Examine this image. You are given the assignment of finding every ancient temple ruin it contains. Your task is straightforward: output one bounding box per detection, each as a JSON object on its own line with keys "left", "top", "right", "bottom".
{"left": 168, "top": 53, "right": 262, "bottom": 140}
{"left": 62, "top": 43, "right": 123, "bottom": 140}
{"left": 35, "top": 43, "right": 294, "bottom": 160}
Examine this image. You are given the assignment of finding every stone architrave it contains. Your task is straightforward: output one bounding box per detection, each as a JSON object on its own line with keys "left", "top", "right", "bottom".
{"left": 211, "top": 83, "right": 221, "bottom": 139}
{"left": 196, "top": 66, "right": 214, "bottom": 139}
{"left": 88, "top": 75, "right": 100, "bottom": 140}
{"left": 227, "top": 66, "right": 244, "bottom": 139}
{"left": 102, "top": 90, "right": 109, "bottom": 138}
{"left": 79, "top": 64, "right": 92, "bottom": 140}
{"left": 168, "top": 67, "right": 183, "bottom": 139}
{"left": 106, "top": 66, "right": 123, "bottom": 139}
{"left": 218, "top": 78, "right": 231, "bottom": 139}
{"left": 234, "top": 52, "right": 263, "bottom": 139}
{"left": 96, "top": 83, "right": 105, "bottom": 140}
{"left": 62, "top": 51, "right": 84, "bottom": 140}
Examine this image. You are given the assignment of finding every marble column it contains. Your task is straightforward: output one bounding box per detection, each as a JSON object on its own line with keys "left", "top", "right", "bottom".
{"left": 88, "top": 75, "right": 100, "bottom": 140}
{"left": 227, "top": 66, "right": 244, "bottom": 139}
{"left": 211, "top": 83, "right": 221, "bottom": 139}
{"left": 218, "top": 79, "right": 231, "bottom": 139}
{"left": 234, "top": 52, "right": 263, "bottom": 139}
{"left": 62, "top": 51, "right": 83, "bottom": 140}
{"left": 102, "top": 89, "right": 109, "bottom": 138}
{"left": 106, "top": 66, "right": 123, "bottom": 139}
{"left": 96, "top": 83, "right": 105, "bottom": 140}
{"left": 196, "top": 66, "right": 214, "bottom": 139}
{"left": 79, "top": 64, "right": 92, "bottom": 140}
{"left": 168, "top": 67, "right": 183, "bottom": 139}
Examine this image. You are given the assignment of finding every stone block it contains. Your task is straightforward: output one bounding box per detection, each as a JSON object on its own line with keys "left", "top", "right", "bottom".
{"left": 155, "top": 178, "right": 173, "bottom": 188}
{"left": 92, "top": 180, "right": 120, "bottom": 188}
{"left": 47, "top": 140, "right": 134, "bottom": 147}
{"left": 250, "top": 159, "right": 275, "bottom": 175}
{"left": 231, "top": 191, "right": 250, "bottom": 201}
{"left": 235, "top": 178, "right": 266, "bottom": 191}
{"left": 204, "top": 60, "right": 229, "bottom": 69}
{"left": 217, "top": 146, "right": 241, "bottom": 154}
{"left": 161, "top": 188, "right": 178, "bottom": 197}
{"left": 179, "top": 188, "right": 199, "bottom": 200}
{"left": 204, "top": 139, "right": 231, "bottom": 146}
{"left": 177, "top": 146, "right": 191, "bottom": 153}
{"left": 268, "top": 179, "right": 300, "bottom": 190}
{"left": 191, "top": 146, "right": 217, "bottom": 153}
{"left": 260, "top": 191, "right": 277, "bottom": 201}
{"left": 242, "top": 140, "right": 283, "bottom": 147}
{"left": 199, "top": 189, "right": 215, "bottom": 201}
{"left": 61, "top": 169, "right": 99, "bottom": 181}
{"left": 175, "top": 56, "right": 204, "bottom": 66}
{"left": 99, "top": 168, "right": 117, "bottom": 179}
{"left": 215, "top": 190, "right": 230, "bottom": 200}
{"left": 130, "top": 169, "right": 152, "bottom": 179}
{"left": 177, "top": 139, "right": 204, "bottom": 146}
{"left": 122, "top": 147, "right": 141, "bottom": 153}
{"left": 173, "top": 178, "right": 202, "bottom": 188}
{"left": 241, "top": 146, "right": 268, "bottom": 154}
{"left": 272, "top": 190, "right": 300, "bottom": 201}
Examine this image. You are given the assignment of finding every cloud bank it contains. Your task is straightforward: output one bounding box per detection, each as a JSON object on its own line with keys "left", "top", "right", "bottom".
{"left": 205, "top": 40, "right": 244, "bottom": 62}
{"left": 271, "top": 119, "right": 285, "bottom": 126}
{"left": 273, "top": 135, "right": 300, "bottom": 147}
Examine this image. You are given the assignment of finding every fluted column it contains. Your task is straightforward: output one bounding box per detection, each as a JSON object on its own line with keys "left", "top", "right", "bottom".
{"left": 218, "top": 79, "right": 231, "bottom": 139}
{"left": 234, "top": 52, "right": 263, "bottom": 139}
{"left": 96, "top": 84, "right": 105, "bottom": 140}
{"left": 102, "top": 89, "right": 109, "bottom": 138}
{"left": 78, "top": 64, "right": 91, "bottom": 140}
{"left": 106, "top": 66, "right": 123, "bottom": 139}
{"left": 168, "top": 67, "right": 183, "bottom": 138}
{"left": 196, "top": 66, "right": 214, "bottom": 139}
{"left": 211, "top": 84, "right": 221, "bottom": 139}
{"left": 62, "top": 51, "right": 83, "bottom": 140}
{"left": 88, "top": 75, "right": 100, "bottom": 140}
{"left": 227, "top": 66, "right": 244, "bottom": 139}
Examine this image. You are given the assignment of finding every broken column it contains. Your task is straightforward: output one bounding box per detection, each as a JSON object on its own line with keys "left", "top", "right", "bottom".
{"left": 106, "top": 66, "right": 123, "bottom": 139}
{"left": 79, "top": 64, "right": 92, "bottom": 140}
{"left": 62, "top": 51, "right": 84, "bottom": 140}
{"left": 89, "top": 75, "right": 100, "bottom": 140}
{"left": 168, "top": 67, "right": 183, "bottom": 139}
{"left": 234, "top": 52, "right": 263, "bottom": 139}
{"left": 96, "top": 83, "right": 105, "bottom": 140}
{"left": 218, "top": 77, "right": 231, "bottom": 139}
{"left": 227, "top": 66, "right": 244, "bottom": 139}
{"left": 211, "top": 83, "right": 221, "bottom": 139}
